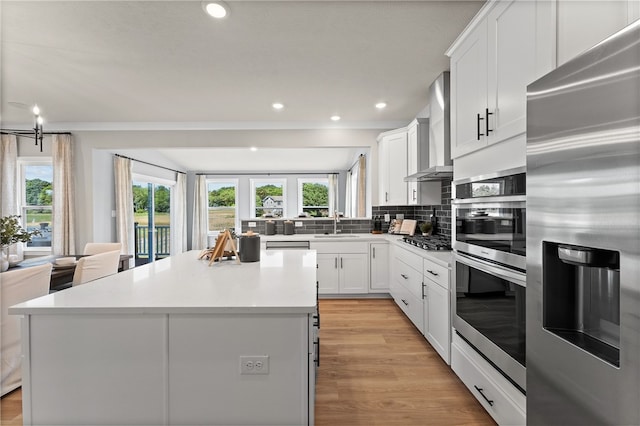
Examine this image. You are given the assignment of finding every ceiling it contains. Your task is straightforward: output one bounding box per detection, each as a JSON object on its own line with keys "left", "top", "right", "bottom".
{"left": 1, "top": 0, "right": 484, "bottom": 170}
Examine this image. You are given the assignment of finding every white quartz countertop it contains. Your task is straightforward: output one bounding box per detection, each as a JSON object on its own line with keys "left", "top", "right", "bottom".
{"left": 10, "top": 250, "right": 318, "bottom": 315}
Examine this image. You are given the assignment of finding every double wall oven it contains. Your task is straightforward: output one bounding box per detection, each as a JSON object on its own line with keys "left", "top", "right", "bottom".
{"left": 452, "top": 167, "right": 526, "bottom": 393}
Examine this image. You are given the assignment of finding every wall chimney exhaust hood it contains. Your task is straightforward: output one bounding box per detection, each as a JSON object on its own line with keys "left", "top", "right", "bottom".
{"left": 404, "top": 71, "right": 452, "bottom": 182}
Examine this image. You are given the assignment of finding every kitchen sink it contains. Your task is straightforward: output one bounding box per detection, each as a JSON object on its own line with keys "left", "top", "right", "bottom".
{"left": 313, "top": 234, "right": 359, "bottom": 238}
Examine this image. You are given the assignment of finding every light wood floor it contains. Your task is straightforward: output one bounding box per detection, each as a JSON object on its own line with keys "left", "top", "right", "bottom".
{"left": 1, "top": 299, "right": 495, "bottom": 426}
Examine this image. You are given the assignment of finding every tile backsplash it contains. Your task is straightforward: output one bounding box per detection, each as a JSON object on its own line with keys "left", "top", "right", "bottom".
{"left": 240, "top": 180, "right": 452, "bottom": 238}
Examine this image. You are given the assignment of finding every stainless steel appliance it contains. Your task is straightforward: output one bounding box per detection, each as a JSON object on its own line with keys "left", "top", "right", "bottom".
{"left": 452, "top": 167, "right": 526, "bottom": 271}
{"left": 401, "top": 235, "right": 452, "bottom": 251}
{"left": 526, "top": 20, "right": 640, "bottom": 425}
{"left": 452, "top": 168, "right": 528, "bottom": 392}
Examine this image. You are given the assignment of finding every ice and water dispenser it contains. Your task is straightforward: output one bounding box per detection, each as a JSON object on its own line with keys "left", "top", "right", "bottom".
{"left": 543, "top": 242, "right": 621, "bottom": 367}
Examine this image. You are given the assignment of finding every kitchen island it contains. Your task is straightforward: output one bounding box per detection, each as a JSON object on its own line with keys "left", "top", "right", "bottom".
{"left": 10, "top": 249, "right": 318, "bottom": 426}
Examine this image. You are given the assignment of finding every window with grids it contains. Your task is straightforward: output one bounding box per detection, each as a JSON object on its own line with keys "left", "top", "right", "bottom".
{"left": 19, "top": 161, "right": 53, "bottom": 249}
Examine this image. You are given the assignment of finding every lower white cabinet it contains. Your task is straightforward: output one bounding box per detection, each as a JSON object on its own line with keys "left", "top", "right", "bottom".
{"left": 312, "top": 242, "right": 369, "bottom": 294}
{"left": 451, "top": 333, "right": 525, "bottom": 426}
{"left": 369, "top": 242, "right": 390, "bottom": 292}
{"left": 423, "top": 257, "right": 451, "bottom": 364}
{"left": 391, "top": 243, "right": 452, "bottom": 365}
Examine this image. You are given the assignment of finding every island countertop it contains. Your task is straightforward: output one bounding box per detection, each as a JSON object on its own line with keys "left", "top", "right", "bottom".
{"left": 9, "top": 249, "right": 318, "bottom": 315}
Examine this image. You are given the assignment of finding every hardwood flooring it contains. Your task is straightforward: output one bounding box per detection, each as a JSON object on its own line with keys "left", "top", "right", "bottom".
{"left": 315, "top": 299, "right": 495, "bottom": 426}
{"left": 0, "top": 299, "right": 495, "bottom": 426}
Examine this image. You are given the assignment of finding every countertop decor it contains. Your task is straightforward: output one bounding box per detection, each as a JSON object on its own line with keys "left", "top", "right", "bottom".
{"left": 0, "top": 215, "right": 41, "bottom": 272}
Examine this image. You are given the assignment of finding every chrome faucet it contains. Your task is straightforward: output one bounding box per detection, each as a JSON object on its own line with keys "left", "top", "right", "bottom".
{"left": 333, "top": 210, "right": 340, "bottom": 234}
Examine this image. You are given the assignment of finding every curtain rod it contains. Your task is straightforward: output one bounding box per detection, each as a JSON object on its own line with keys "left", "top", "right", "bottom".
{"left": 1, "top": 130, "right": 72, "bottom": 136}
{"left": 115, "top": 154, "right": 186, "bottom": 175}
{"left": 349, "top": 153, "right": 365, "bottom": 172}
{"left": 196, "top": 172, "right": 339, "bottom": 176}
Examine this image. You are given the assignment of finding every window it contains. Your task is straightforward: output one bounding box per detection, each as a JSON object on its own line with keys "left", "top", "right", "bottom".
{"left": 207, "top": 180, "right": 238, "bottom": 233}
{"left": 19, "top": 161, "right": 53, "bottom": 249}
{"left": 297, "top": 178, "right": 329, "bottom": 217}
{"left": 250, "top": 179, "right": 286, "bottom": 218}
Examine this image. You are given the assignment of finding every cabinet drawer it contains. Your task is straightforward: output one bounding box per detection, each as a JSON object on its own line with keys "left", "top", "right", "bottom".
{"left": 392, "top": 280, "right": 424, "bottom": 334}
{"left": 423, "top": 258, "right": 449, "bottom": 290}
{"left": 310, "top": 241, "right": 368, "bottom": 254}
{"left": 394, "top": 259, "right": 424, "bottom": 301}
{"left": 394, "top": 244, "right": 423, "bottom": 272}
{"left": 451, "top": 337, "right": 525, "bottom": 426}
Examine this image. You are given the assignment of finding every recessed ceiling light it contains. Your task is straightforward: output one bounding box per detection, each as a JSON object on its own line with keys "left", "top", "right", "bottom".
{"left": 375, "top": 102, "right": 387, "bottom": 109}
{"left": 202, "top": 1, "right": 229, "bottom": 19}
{"left": 330, "top": 115, "right": 341, "bottom": 121}
{"left": 250, "top": 147, "right": 258, "bottom": 152}
{"left": 272, "top": 103, "right": 284, "bottom": 110}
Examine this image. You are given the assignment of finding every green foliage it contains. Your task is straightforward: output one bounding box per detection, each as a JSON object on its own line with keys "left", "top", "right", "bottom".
{"left": 25, "top": 178, "right": 52, "bottom": 206}
{"left": 154, "top": 186, "right": 170, "bottom": 213}
{"left": 302, "top": 183, "right": 328, "bottom": 207}
{"left": 209, "top": 186, "right": 236, "bottom": 207}
{"left": 255, "top": 184, "right": 282, "bottom": 207}
{"left": 133, "top": 185, "right": 149, "bottom": 213}
{"left": 0, "top": 215, "right": 41, "bottom": 246}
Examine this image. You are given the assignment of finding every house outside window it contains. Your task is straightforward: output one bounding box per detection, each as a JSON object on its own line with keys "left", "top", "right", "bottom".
{"left": 18, "top": 160, "right": 53, "bottom": 249}
{"left": 250, "top": 179, "right": 286, "bottom": 218}
{"left": 207, "top": 180, "right": 238, "bottom": 233}
{"left": 297, "top": 178, "right": 329, "bottom": 217}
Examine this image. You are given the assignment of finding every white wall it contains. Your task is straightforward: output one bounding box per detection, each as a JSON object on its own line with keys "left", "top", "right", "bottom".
{"left": 70, "top": 128, "right": 382, "bottom": 250}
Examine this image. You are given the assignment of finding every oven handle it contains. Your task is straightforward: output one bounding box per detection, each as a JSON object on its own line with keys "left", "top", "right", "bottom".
{"left": 454, "top": 252, "right": 526, "bottom": 288}
{"left": 451, "top": 195, "right": 526, "bottom": 205}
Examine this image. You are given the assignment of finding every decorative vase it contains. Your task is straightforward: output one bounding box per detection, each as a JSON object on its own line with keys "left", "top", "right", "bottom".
{"left": 0, "top": 246, "right": 9, "bottom": 273}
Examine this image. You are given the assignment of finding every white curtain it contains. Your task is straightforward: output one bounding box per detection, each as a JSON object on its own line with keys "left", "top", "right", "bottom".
{"left": 327, "top": 173, "right": 338, "bottom": 216}
{"left": 345, "top": 171, "right": 353, "bottom": 218}
{"left": 170, "top": 172, "right": 187, "bottom": 255}
{"left": 356, "top": 155, "right": 366, "bottom": 218}
{"left": 0, "top": 135, "right": 21, "bottom": 258}
{"left": 52, "top": 134, "right": 76, "bottom": 255}
{"left": 114, "top": 157, "right": 134, "bottom": 260}
{"left": 191, "top": 175, "right": 208, "bottom": 250}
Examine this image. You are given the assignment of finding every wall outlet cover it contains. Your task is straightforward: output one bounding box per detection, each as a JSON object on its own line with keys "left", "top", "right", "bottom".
{"left": 396, "top": 213, "right": 404, "bottom": 220}
{"left": 295, "top": 221, "right": 303, "bottom": 227}
{"left": 240, "top": 355, "right": 269, "bottom": 375}
{"left": 384, "top": 214, "right": 390, "bottom": 222}
{"left": 248, "top": 222, "right": 257, "bottom": 228}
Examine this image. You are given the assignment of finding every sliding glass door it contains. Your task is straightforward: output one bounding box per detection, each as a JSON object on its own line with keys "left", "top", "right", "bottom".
{"left": 133, "top": 180, "right": 171, "bottom": 266}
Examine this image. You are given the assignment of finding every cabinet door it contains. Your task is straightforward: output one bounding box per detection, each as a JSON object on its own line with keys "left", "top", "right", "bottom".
{"left": 486, "top": 0, "right": 536, "bottom": 145}
{"left": 556, "top": 0, "right": 632, "bottom": 67}
{"left": 378, "top": 138, "right": 390, "bottom": 205}
{"left": 386, "top": 132, "right": 408, "bottom": 205}
{"left": 316, "top": 253, "right": 339, "bottom": 294}
{"left": 450, "top": 19, "right": 488, "bottom": 159}
{"left": 339, "top": 253, "right": 369, "bottom": 293}
{"left": 369, "top": 243, "right": 390, "bottom": 291}
{"left": 427, "top": 281, "right": 451, "bottom": 364}
{"left": 407, "top": 123, "right": 418, "bottom": 205}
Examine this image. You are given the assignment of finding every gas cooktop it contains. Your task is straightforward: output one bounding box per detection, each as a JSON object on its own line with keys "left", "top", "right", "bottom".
{"left": 401, "top": 235, "right": 452, "bottom": 251}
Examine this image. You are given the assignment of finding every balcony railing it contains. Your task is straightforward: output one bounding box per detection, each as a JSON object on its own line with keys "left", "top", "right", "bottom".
{"left": 134, "top": 223, "right": 170, "bottom": 263}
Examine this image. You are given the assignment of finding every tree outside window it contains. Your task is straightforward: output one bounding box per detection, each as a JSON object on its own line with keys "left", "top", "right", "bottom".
{"left": 22, "top": 163, "right": 53, "bottom": 248}
{"left": 298, "top": 179, "right": 329, "bottom": 217}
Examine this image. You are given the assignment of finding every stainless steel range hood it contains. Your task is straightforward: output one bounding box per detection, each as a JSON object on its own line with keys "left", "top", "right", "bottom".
{"left": 404, "top": 165, "right": 453, "bottom": 181}
{"left": 404, "top": 71, "right": 452, "bottom": 182}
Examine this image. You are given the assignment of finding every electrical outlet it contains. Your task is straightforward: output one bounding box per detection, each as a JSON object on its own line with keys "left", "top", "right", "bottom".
{"left": 295, "top": 221, "right": 303, "bottom": 227}
{"left": 248, "top": 222, "right": 257, "bottom": 228}
{"left": 396, "top": 213, "right": 404, "bottom": 220}
{"left": 384, "top": 214, "right": 390, "bottom": 222}
{"left": 240, "top": 355, "right": 269, "bottom": 375}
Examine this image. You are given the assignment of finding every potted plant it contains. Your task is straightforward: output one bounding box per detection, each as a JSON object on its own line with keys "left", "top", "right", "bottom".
{"left": 0, "top": 215, "right": 41, "bottom": 272}
{"left": 419, "top": 221, "right": 433, "bottom": 236}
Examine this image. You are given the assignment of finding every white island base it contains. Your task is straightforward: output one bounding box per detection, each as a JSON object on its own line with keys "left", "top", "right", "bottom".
{"left": 12, "top": 250, "right": 318, "bottom": 426}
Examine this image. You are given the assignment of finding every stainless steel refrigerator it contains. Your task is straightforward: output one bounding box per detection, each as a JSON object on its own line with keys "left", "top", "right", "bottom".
{"left": 526, "top": 20, "right": 640, "bottom": 425}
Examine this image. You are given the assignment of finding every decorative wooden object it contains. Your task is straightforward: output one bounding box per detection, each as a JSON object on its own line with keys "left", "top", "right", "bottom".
{"left": 198, "top": 230, "right": 240, "bottom": 265}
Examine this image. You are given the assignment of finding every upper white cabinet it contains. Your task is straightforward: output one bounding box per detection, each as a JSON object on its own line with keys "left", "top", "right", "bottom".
{"left": 377, "top": 128, "right": 408, "bottom": 206}
{"left": 556, "top": 0, "right": 640, "bottom": 66}
{"left": 448, "top": 0, "right": 538, "bottom": 159}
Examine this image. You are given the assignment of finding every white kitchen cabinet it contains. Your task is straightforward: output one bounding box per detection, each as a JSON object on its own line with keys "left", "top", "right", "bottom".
{"left": 312, "top": 242, "right": 369, "bottom": 295}
{"left": 556, "top": 0, "right": 640, "bottom": 66}
{"left": 423, "top": 257, "right": 451, "bottom": 365}
{"left": 390, "top": 245, "right": 425, "bottom": 334}
{"left": 369, "top": 242, "right": 390, "bottom": 292}
{"left": 448, "top": 0, "right": 539, "bottom": 159}
{"left": 377, "top": 128, "right": 407, "bottom": 206}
